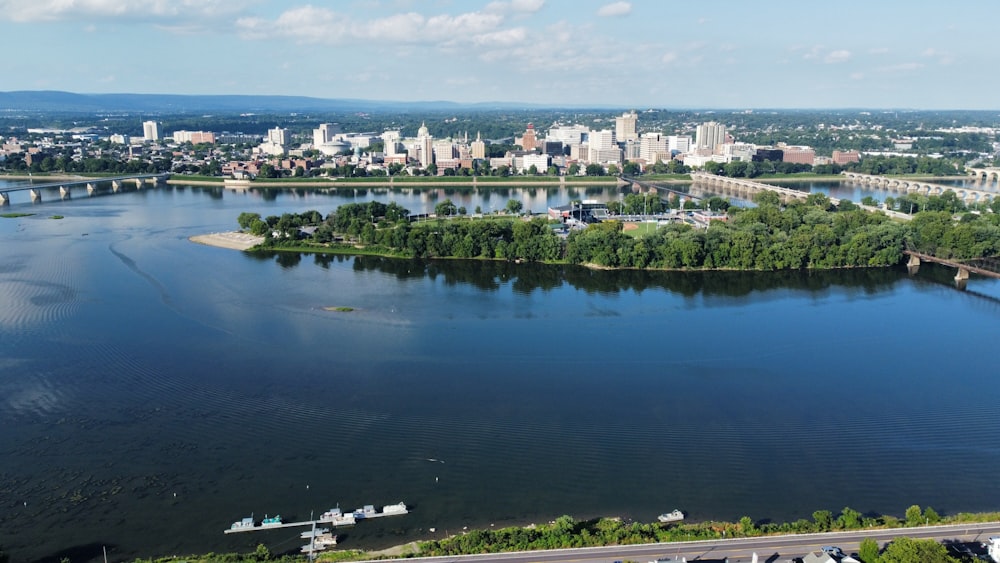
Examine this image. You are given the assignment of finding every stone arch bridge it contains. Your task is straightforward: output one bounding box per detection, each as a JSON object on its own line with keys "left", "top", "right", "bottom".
{"left": 842, "top": 172, "right": 997, "bottom": 205}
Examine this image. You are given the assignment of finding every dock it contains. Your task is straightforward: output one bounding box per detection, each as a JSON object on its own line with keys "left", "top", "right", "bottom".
{"left": 224, "top": 502, "right": 408, "bottom": 535}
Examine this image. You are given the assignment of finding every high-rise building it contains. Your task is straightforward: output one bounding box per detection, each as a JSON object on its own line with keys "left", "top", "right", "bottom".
{"left": 519, "top": 123, "right": 537, "bottom": 151}
{"left": 417, "top": 122, "right": 433, "bottom": 168}
{"left": 615, "top": 111, "right": 638, "bottom": 143}
{"left": 668, "top": 135, "right": 692, "bottom": 154}
{"left": 268, "top": 127, "right": 289, "bottom": 146}
{"left": 639, "top": 132, "right": 668, "bottom": 163}
{"left": 382, "top": 130, "right": 400, "bottom": 156}
{"left": 695, "top": 122, "right": 727, "bottom": 152}
{"left": 588, "top": 129, "right": 620, "bottom": 163}
{"left": 470, "top": 132, "right": 486, "bottom": 159}
{"left": 142, "top": 120, "right": 160, "bottom": 142}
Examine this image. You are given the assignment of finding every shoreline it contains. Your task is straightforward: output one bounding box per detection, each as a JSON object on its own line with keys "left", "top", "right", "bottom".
{"left": 188, "top": 231, "right": 263, "bottom": 251}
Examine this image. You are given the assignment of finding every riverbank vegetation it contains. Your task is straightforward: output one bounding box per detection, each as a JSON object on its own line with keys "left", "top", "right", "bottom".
{"left": 125, "top": 505, "right": 996, "bottom": 562}
{"left": 413, "top": 505, "right": 975, "bottom": 558}
{"left": 236, "top": 190, "right": 1000, "bottom": 271}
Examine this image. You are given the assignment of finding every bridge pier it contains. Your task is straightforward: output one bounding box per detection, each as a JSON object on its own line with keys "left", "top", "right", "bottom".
{"left": 60, "top": 186, "right": 70, "bottom": 199}
{"left": 135, "top": 178, "right": 144, "bottom": 189}
{"left": 30, "top": 189, "right": 41, "bottom": 202}
{"left": 906, "top": 254, "right": 921, "bottom": 275}
{"left": 112, "top": 180, "right": 122, "bottom": 192}
{"left": 87, "top": 183, "right": 96, "bottom": 195}
{"left": 0, "top": 192, "right": 7, "bottom": 206}
{"left": 955, "top": 267, "right": 970, "bottom": 282}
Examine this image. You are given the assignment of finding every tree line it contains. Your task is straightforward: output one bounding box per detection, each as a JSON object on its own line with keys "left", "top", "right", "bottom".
{"left": 237, "top": 190, "right": 1000, "bottom": 271}
{"left": 416, "top": 504, "right": 974, "bottom": 562}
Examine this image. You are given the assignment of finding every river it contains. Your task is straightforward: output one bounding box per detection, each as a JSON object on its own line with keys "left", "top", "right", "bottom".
{"left": 1, "top": 179, "right": 999, "bottom": 562}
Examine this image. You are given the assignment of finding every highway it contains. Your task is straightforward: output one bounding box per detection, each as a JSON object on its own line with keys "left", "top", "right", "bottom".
{"left": 356, "top": 522, "right": 1000, "bottom": 563}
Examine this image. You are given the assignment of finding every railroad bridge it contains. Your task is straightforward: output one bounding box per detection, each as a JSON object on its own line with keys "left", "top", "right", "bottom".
{"left": 0, "top": 173, "right": 170, "bottom": 205}
{"left": 842, "top": 172, "right": 997, "bottom": 205}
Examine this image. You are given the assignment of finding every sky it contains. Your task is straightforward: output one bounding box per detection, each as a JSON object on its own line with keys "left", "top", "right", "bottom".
{"left": 0, "top": 0, "right": 996, "bottom": 109}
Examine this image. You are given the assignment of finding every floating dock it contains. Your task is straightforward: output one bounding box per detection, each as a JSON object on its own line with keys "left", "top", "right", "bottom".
{"left": 224, "top": 502, "right": 408, "bottom": 535}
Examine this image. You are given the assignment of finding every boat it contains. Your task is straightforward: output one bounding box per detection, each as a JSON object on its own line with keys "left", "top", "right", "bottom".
{"left": 382, "top": 502, "right": 408, "bottom": 515}
{"left": 261, "top": 514, "right": 283, "bottom": 526}
{"left": 230, "top": 517, "right": 255, "bottom": 530}
{"left": 319, "top": 507, "right": 357, "bottom": 526}
{"left": 658, "top": 510, "right": 684, "bottom": 523}
{"left": 353, "top": 504, "right": 377, "bottom": 518}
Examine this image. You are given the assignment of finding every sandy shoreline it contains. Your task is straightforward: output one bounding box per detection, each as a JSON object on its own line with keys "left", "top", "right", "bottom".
{"left": 188, "top": 231, "right": 263, "bottom": 251}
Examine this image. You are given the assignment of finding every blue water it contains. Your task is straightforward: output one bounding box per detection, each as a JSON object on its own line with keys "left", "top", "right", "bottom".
{"left": 1, "top": 181, "right": 999, "bottom": 562}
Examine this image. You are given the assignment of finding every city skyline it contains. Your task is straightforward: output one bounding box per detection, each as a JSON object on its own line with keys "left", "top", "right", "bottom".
{"left": 0, "top": 0, "right": 997, "bottom": 110}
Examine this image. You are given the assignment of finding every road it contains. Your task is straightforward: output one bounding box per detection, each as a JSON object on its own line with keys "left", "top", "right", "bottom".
{"left": 355, "top": 522, "right": 1000, "bottom": 563}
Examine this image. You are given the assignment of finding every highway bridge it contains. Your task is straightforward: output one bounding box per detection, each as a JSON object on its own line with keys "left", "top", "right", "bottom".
{"left": 0, "top": 173, "right": 170, "bottom": 205}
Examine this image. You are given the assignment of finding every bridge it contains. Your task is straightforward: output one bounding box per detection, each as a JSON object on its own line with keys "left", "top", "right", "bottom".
{"left": 0, "top": 173, "right": 170, "bottom": 205}
{"left": 968, "top": 166, "right": 1000, "bottom": 184}
{"left": 842, "top": 172, "right": 997, "bottom": 205}
{"left": 904, "top": 247, "right": 1000, "bottom": 289}
{"left": 689, "top": 171, "right": 842, "bottom": 205}
{"left": 621, "top": 176, "right": 703, "bottom": 202}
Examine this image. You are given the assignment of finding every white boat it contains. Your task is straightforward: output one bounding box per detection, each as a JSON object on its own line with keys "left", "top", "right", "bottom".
{"left": 658, "top": 510, "right": 684, "bottom": 523}
{"left": 353, "top": 504, "right": 377, "bottom": 518}
{"left": 382, "top": 502, "right": 408, "bottom": 515}
{"left": 230, "top": 517, "right": 255, "bottom": 530}
{"left": 319, "top": 507, "right": 357, "bottom": 526}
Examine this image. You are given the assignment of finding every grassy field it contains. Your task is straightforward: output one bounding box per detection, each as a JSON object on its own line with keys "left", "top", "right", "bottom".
{"left": 622, "top": 221, "right": 664, "bottom": 237}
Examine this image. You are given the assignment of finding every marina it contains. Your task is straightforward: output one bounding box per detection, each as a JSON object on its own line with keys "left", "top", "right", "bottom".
{"left": 224, "top": 502, "right": 409, "bottom": 535}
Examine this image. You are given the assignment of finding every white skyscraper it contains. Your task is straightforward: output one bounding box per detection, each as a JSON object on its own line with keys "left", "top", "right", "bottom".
{"left": 268, "top": 127, "right": 289, "bottom": 146}
{"left": 639, "top": 132, "right": 668, "bottom": 162}
{"left": 695, "top": 122, "right": 727, "bottom": 152}
{"left": 615, "top": 111, "right": 638, "bottom": 143}
{"left": 382, "top": 130, "right": 400, "bottom": 156}
{"left": 142, "top": 120, "right": 160, "bottom": 142}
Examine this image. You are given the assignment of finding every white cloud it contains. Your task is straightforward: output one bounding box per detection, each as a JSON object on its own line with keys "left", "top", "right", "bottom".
{"left": 880, "top": 62, "right": 925, "bottom": 72}
{"left": 237, "top": 7, "right": 509, "bottom": 46}
{"left": 824, "top": 50, "right": 851, "bottom": 64}
{"left": 661, "top": 52, "right": 677, "bottom": 65}
{"left": 472, "top": 27, "right": 527, "bottom": 47}
{"left": 597, "top": 1, "right": 631, "bottom": 17}
{"left": 0, "top": 0, "right": 245, "bottom": 23}
{"left": 850, "top": 72, "right": 865, "bottom": 81}
{"left": 921, "top": 48, "right": 937, "bottom": 57}
{"left": 486, "top": 0, "right": 544, "bottom": 12}
{"left": 869, "top": 47, "right": 890, "bottom": 55}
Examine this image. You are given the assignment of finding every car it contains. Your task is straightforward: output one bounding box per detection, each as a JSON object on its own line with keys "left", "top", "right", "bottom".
{"left": 822, "top": 546, "right": 845, "bottom": 557}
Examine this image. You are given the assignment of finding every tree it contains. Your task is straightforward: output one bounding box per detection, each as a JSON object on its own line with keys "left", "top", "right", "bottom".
{"left": 568, "top": 163, "right": 581, "bottom": 175}
{"left": 426, "top": 163, "right": 438, "bottom": 176}
{"left": 585, "top": 163, "right": 605, "bottom": 176}
{"left": 435, "top": 199, "right": 457, "bottom": 217}
{"left": 879, "top": 537, "right": 958, "bottom": 563}
{"left": 812, "top": 510, "right": 833, "bottom": 531}
{"left": 527, "top": 164, "right": 538, "bottom": 176}
{"left": 475, "top": 205, "right": 482, "bottom": 215}
{"left": 838, "top": 506, "right": 862, "bottom": 530}
{"left": 858, "top": 537, "right": 880, "bottom": 563}
{"left": 607, "top": 163, "right": 620, "bottom": 176}
{"left": 505, "top": 199, "right": 523, "bottom": 215}
{"left": 904, "top": 504, "right": 923, "bottom": 526}
{"left": 238, "top": 212, "right": 262, "bottom": 230}
{"left": 754, "top": 191, "right": 782, "bottom": 207}
{"left": 253, "top": 543, "right": 272, "bottom": 561}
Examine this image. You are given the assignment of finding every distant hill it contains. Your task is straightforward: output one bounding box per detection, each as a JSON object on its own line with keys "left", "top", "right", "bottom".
{"left": 0, "top": 91, "right": 551, "bottom": 113}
